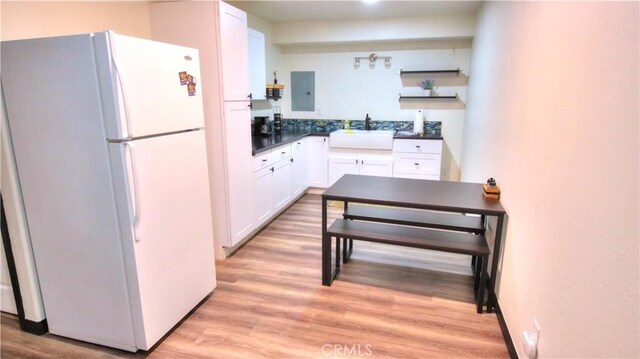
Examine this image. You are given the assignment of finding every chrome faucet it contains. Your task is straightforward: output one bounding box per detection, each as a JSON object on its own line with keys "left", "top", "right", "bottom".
{"left": 365, "top": 113, "right": 371, "bottom": 130}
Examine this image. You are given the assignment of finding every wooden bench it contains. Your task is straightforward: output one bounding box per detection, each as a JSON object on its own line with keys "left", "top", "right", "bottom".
{"left": 342, "top": 205, "right": 485, "bottom": 264}
{"left": 326, "top": 219, "right": 490, "bottom": 313}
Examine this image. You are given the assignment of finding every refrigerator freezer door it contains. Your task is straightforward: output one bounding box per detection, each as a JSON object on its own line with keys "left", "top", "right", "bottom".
{"left": 94, "top": 32, "right": 205, "bottom": 140}
{"left": 109, "top": 130, "right": 216, "bottom": 350}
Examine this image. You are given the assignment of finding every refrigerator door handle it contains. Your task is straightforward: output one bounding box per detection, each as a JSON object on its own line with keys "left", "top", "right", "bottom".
{"left": 112, "top": 55, "right": 133, "bottom": 139}
{"left": 123, "top": 142, "right": 141, "bottom": 242}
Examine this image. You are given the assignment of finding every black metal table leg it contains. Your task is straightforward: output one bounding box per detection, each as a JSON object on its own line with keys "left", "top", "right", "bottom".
{"left": 476, "top": 254, "right": 487, "bottom": 314}
{"left": 487, "top": 213, "right": 505, "bottom": 312}
{"left": 322, "top": 197, "right": 330, "bottom": 286}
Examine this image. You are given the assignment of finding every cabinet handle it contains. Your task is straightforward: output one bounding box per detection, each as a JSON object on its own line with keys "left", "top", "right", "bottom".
{"left": 297, "top": 142, "right": 301, "bottom": 145}
{"left": 262, "top": 159, "right": 268, "bottom": 162}
{"left": 248, "top": 93, "right": 252, "bottom": 99}
{"left": 361, "top": 160, "right": 364, "bottom": 165}
{"left": 416, "top": 145, "right": 421, "bottom": 149}
{"left": 323, "top": 138, "right": 326, "bottom": 143}
{"left": 281, "top": 151, "right": 286, "bottom": 154}
{"left": 270, "top": 167, "right": 274, "bottom": 172}
{"left": 356, "top": 159, "right": 359, "bottom": 164}
{"left": 414, "top": 162, "right": 419, "bottom": 166}
{"left": 248, "top": 103, "right": 253, "bottom": 109}
{"left": 290, "top": 158, "right": 294, "bottom": 163}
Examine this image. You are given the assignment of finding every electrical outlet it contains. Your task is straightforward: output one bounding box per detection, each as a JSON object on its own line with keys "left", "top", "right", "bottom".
{"left": 522, "top": 319, "right": 541, "bottom": 359}
{"left": 533, "top": 319, "right": 540, "bottom": 342}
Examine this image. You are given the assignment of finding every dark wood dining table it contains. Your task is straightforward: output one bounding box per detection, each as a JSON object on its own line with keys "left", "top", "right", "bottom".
{"left": 321, "top": 174, "right": 507, "bottom": 313}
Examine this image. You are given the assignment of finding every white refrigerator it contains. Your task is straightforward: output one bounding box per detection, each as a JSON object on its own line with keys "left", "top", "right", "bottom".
{"left": 1, "top": 31, "right": 216, "bottom": 351}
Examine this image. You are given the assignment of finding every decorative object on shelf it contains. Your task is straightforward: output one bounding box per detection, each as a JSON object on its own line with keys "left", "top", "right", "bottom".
{"left": 419, "top": 78, "right": 436, "bottom": 96}
{"left": 273, "top": 71, "right": 278, "bottom": 84}
{"left": 354, "top": 53, "right": 392, "bottom": 69}
{"left": 482, "top": 177, "right": 501, "bottom": 200}
{"left": 266, "top": 83, "right": 285, "bottom": 100}
{"left": 413, "top": 110, "right": 424, "bottom": 135}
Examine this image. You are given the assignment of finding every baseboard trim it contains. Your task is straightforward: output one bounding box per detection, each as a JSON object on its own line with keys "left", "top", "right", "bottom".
{"left": 21, "top": 318, "right": 48, "bottom": 335}
{"left": 492, "top": 293, "right": 518, "bottom": 359}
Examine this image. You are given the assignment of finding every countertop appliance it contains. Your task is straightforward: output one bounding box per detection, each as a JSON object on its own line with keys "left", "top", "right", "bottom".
{"left": 1, "top": 31, "right": 216, "bottom": 352}
{"left": 253, "top": 116, "right": 271, "bottom": 135}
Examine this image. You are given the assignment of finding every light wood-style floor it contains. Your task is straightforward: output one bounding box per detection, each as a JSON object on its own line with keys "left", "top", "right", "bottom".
{"left": 1, "top": 193, "right": 508, "bottom": 358}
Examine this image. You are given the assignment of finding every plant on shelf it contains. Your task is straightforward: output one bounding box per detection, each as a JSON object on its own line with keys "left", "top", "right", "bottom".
{"left": 418, "top": 78, "right": 437, "bottom": 96}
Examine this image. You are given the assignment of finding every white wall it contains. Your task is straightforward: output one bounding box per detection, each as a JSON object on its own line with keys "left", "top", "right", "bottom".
{"left": 271, "top": 14, "right": 476, "bottom": 45}
{"left": 0, "top": 1, "right": 151, "bottom": 41}
{"left": 462, "top": 2, "right": 639, "bottom": 357}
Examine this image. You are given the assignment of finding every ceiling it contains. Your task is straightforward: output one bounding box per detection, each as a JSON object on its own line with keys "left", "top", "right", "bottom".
{"left": 227, "top": 1, "right": 482, "bottom": 23}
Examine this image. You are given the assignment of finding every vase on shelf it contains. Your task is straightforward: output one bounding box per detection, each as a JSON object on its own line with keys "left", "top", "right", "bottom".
{"left": 423, "top": 89, "right": 432, "bottom": 96}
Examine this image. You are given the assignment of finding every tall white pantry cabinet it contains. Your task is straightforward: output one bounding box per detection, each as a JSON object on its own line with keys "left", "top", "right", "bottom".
{"left": 149, "top": 1, "right": 255, "bottom": 257}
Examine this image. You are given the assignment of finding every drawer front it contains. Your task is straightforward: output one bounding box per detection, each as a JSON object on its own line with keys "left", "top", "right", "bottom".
{"left": 291, "top": 139, "right": 305, "bottom": 157}
{"left": 394, "top": 154, "right": 441, "bottom": 175}
{"left": 393, "top": 172, "right": 440, "bottom": 181}
{"left": 271, "top": 143, "right": 292, "bottom": 162}
{"left": 252, "top": 151, "right": 272, "bottom": 172}
{"left": 394, "top": 139, "right": 442, "bottom": 154}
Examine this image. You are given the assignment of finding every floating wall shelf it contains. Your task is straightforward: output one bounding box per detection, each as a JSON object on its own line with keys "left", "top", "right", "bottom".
{"left": 399, "top": 69, "right": 460, "bottom": 76}
{"left": 398, "top": 94, "right": 459, "bottom": 101}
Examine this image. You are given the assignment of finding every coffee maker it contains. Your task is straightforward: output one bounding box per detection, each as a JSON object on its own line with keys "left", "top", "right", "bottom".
{"left": 252, "top": 116, "right": 271, "bottom": 136}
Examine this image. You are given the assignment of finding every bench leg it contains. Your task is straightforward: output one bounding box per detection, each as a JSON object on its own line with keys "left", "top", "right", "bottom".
{"left": 473, "top": 254, "right": 481, "bottom": 292}
{"left": 471, "top": 255, "right": 477, "bottom": 268}
{"left": 476, "top": 255, "right": 487, "bottom": 314}
{"left": 336, "top": 236, "right": 341, "bottom": 270}
{"left": 342, "top": 238, "right": 353, "bottom": 263}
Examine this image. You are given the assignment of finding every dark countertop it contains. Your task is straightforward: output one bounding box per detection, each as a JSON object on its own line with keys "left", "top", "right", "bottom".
{"left": 252, "top": 130, "right": 311, "bottom": 155}
{"left": 252, "top": 130, "right": 443, "bottom": 156}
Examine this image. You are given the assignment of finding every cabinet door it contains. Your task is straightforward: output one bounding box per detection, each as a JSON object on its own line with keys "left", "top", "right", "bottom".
{"left": 329, "top": 156, "right": 359, "bottom": 186}
{"left": 307, "top": 137, "right": 328, "bottom": 188}
{"left": 223, "top": 101, "right": 254, "bottom": 246}
{"left": 247, "top": 28, "right": 266, "bottom": 100}
{"left": 253, "top": 167, "right": 273, "bottom": 226}
{"left": 360, "top": 158, "right": 394, "bottom": 178}
{"left": 219, "top": 1, "right": 250, "bottom": 101}
{"left": 291, "top": 140, "right": 308, "bottom": 197}
{"left": 272, "top": 160, "right": 292, "bottom": 212}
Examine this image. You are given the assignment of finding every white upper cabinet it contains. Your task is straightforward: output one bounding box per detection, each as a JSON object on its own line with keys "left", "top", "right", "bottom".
{"left": 247, "top": 28, "right": 266, "bottom": 100}
{"left": 219, "top": 1, "right": 250, "bottom": 101}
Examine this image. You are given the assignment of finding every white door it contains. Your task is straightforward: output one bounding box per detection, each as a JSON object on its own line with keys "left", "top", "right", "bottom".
{"left": 94, "top": 32, "right": 205, "bottom": 139}
{"left": 329, "top": 156, "right": 359, "bottom": 186}
{"left": 113, "top": 130, "right": 215, "bottom": 349}
{"left": 272, "top": 160, "right": 292, "bottom": 212}
{"left": 253, "top": 167, "right": 273, "bottom": 225}
{"left": 360, "top": 158, "right": 394, "bottom": 178}
{"left": 307, "top": 137, "right": 328, "bottom": 188}
{"left": 248, "top": 28, "right": 266, "bottom": 100}
{"left": 0, "top": 244, "right": 17, "bottom": 314}
{"left": 219, "top": 2, "right": 250, "bottom": 101}
{"left": 223, "top": 101, "right": 254, "bottom": 246}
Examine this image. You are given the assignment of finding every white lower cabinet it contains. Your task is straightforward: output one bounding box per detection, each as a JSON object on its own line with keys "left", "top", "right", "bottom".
{"left": 328, "top": 155, "right": 393, "bottom": 186}
{"left": 291, "top": 139, "right": 308, "bottom": 197}
{"left": 272, "top": 159, "right": 292, "bottom": 212}
{"left": 253, "top": 166, "right": 273, "bottom": 224}
{"left": 393, "top": 139, "right": 443, "bottom": 180}
{"left": 251, "top": 141, "right": 302, "bottom": 233}
{"left": 307, "top": 136, "right": 328, "bottom": 188}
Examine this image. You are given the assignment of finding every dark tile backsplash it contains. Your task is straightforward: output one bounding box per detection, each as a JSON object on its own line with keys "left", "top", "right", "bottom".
{"left": 282, "top": 118, "right": 442, "bottom": 135}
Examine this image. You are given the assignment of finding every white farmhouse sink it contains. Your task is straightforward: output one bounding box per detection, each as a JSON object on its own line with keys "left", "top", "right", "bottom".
{"left": 329, "top": 129, "right": 395, "bottom": 150}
